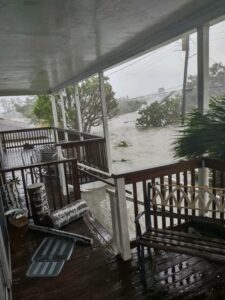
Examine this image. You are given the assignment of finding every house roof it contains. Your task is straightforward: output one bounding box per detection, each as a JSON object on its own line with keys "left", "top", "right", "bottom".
{"left": 0, "top": 0, "right": 225, "bottom": 96}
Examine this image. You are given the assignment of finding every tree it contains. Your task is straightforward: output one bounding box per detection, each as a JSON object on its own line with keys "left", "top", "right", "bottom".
{"left": 173, "top": 96, "right": 225, "bottom": 160}
{"left": 19, "top": 76, "right": 118, "bottom": 132}
{"left": 32, "top": 95, "right": 55, "bottom": 126}
{"left": 136, "top": 95, "right": 181, "bottom": 129}
{"left": 185, "top": 62, "right": 225, "bottom": 111}
{"left": 117, "top": 98, "right": 146, "bottom": 115}
{"left": 14, "top": 97, "right": 37, "bottom": 122}
{"left": 78, "top": 76, "right": 118, "bottom": 132}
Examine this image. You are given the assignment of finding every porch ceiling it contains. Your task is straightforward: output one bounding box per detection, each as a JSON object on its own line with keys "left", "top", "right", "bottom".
{"left": 0, "top": 0, "right": 225, "bottom": 96}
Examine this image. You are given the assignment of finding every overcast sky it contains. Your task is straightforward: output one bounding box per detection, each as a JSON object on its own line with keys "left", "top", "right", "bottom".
{"left": 105, "top": 19, "right": 225, "bottom": 99}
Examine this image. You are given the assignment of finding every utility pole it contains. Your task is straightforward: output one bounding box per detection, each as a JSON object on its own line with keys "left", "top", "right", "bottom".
{"left": 182, "top": 35, "right": 189, "bottom": 122}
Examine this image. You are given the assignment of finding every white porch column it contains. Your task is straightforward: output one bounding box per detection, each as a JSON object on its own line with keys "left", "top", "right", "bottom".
{"left": 114, "top": 177, "right": 131, "bottom": 261}
{"left": 50, "top": 94, "right": 59, "bottom": 132}
{"left": 50, "top": 94, "right": 67, "bottom": 194}
{"left": 60, "top": 90, "right": 68, "bottom": 141}
{"left": 99, "top": 71, "right": 112, "bottom": 174}
{"left": 197, "top": 24, "right": 209, "bottom": 214}
{"left": 74, "top": 84, "right": 83, "bottom": 136}
{"left": 106, "top": 189, "right": 120, "bottom": 256}
{"left": 74, "top": 84, "right": 84, "bottom": 161}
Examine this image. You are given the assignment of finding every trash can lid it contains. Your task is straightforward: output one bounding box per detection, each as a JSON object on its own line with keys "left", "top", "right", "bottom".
{"left": 27, "top": 182, "right": 44, "bottom": 190}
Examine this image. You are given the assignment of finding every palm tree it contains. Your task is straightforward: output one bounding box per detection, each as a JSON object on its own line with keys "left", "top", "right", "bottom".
{"left": 173, "top": 96, "right": 225, "bottom": 160}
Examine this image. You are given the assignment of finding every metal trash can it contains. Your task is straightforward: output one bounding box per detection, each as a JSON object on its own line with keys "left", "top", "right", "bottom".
{"left": 27, "top": 183, "right": 50, "bottom": 225}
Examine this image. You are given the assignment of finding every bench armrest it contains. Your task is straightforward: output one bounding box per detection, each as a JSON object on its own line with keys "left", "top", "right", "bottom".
{"left": 135, "top": 211, "right": 145, "bottom": 236}
{"left": 135, "top": 211, "right": 145, "bottom": 223}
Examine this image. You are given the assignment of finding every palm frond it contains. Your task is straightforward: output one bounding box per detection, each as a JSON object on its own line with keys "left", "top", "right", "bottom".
{"left": 173, "top": 95, "right": 225, "bottom": 160}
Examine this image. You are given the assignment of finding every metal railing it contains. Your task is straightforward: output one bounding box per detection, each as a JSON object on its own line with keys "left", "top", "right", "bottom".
{"left": 57, "top": 138, "right": 108, "bottom": 172}
{"left": 0, "top": 126, "right": 103, "bottom": 150}
{"left": 0, "top": 126, "right": 109, "bottom": 172}
{"left": 0, "top": 158, "right": 80, "bottom": 217}
{"left": 110, "top": 158, "right": 225, "bottom": 257}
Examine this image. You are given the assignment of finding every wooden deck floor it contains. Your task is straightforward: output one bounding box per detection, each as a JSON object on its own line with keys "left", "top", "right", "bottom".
{"left": 11, "top": 216, "right": 225, "bottom": 300}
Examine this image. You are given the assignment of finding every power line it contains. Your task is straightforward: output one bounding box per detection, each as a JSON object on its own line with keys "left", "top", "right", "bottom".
{"left": 188, "top": 53, "right": 197, "bottom": 59}
{"left": 108, "top": 44, "right": 180, "bottom": 81}
{"left": 107, "top": 43, "right": 180, "bottom": 77}
{"left": 190, "top": 37, "right": 217, "bottom": 64}
{"left": 211, "top": 36, "right": 225, "bottom": 41}
{"left": 128, "top": 46, "right": 181, "bottom": 75}
{"left": 107, "top": 52, "right": 157, "bottom": 76}
{"left": 209, "top": 29, "right": 225, "bottom": 36}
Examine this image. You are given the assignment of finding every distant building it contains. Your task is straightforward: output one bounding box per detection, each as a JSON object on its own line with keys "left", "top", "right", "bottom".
{"left": 158, "top": 87, "right": 165, "bottom": 94}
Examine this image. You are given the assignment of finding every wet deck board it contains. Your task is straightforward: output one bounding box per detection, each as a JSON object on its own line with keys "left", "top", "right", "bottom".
{"left": 11, "top": 217, "right": 225, "bottom": 300}
{"left": 12, "top": 217, "right": 136, "bottom": 300}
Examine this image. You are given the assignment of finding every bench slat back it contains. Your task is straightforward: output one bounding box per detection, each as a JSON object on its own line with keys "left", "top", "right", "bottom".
{"left": 147, "top": 183, "right": 225, "bottom": 228}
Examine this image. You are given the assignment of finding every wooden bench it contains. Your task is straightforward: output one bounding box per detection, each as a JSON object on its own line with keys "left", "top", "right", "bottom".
{"left": 136, "top": 183, "right": 225, "bottom": 278}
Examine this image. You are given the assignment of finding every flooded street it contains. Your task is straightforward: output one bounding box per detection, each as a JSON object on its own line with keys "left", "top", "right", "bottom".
{"left": 93, "top": 111, "right": 180, "bottom": 174}
{"left": 87, "top": 112, "right": 180, "bottom": 238}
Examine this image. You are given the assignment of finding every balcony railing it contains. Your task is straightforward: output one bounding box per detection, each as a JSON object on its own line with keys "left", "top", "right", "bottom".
{"left": 115, "top": 159, "right": 201, "bottom": 229}
{"left": 56, "top": 127, "right": 101, "bottom": 143}
{"left": 110, "top": 158, "right": 225, "bottom": 251}
{"left": 57, "top": 138, "right": 108, "bottom": 173}
{"left": 1, "top": 127, "right": 56, "bottom": 150}
{"left": 0, "top": 158, "right": 80, "bottom": 218}
{"left": 0, "top": 127, "right": 108, "bottom": 172}
{"left": 0, "top": 126, "right": 101, "bottom": 150}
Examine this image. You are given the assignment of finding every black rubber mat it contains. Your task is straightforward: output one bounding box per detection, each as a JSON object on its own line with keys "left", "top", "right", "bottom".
{"left": 32, "top": 237, "right": 75, "bottom": 262}
{"left": 26, "top": 260, "right": 65, "bottom": 278}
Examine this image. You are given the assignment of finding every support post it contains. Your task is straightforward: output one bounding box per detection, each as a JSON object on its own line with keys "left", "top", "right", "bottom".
{"left": 99, "top": 71, "right": 112, "bottom": 174}
{"left": 74, "top": 84, "right": 84, "bottom": 161}
{"left": 50, "top": 94, "right": 59, "bottom": 131}
{"left": 106, "top": 189, "right": 120, "bottom": 255}
{"left": 74, "top": 84, "right": 83, "bottom": 138}
{"left": 114, "top": 177, "right": 131, "bottom": 261}
{"left": 60, "top": 90, "right": 68, "bottom": 141}
{"left": 50, "top": 94, "right": 67, "bottom": 195}
{"left": 197, "top": 24, "right": 209, "bottom": 214}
